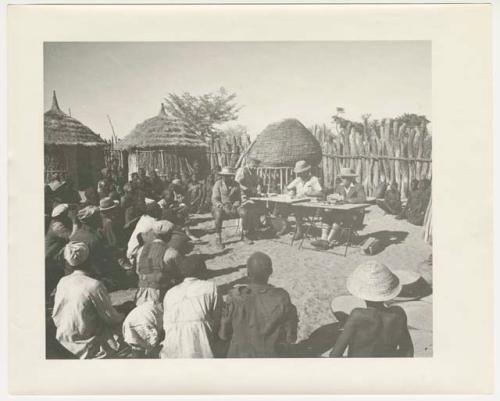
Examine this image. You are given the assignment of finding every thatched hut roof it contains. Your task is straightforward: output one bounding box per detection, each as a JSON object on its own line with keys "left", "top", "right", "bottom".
{"left": 247, "top": 118, "right": 322, "bottom": 167}
{"left": 116, "top": 104, "right": 208, "bottom": 151}
{"left": 44, "top": 91, "right": 106, "bottom": 147}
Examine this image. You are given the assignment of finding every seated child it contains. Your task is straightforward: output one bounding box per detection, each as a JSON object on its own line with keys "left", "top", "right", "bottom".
{"left": 329, "top": 260, "right": 413, "bottom": 358}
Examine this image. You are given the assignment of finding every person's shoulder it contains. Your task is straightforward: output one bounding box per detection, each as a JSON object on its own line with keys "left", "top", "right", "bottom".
{"left": 386, "top": 305, "right": 408, "bottom": 321}
{"left": 267, "top": 285, "right": 292, "bottom": 302}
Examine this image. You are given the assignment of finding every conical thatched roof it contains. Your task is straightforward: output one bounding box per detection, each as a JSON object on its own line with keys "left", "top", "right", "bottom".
{"left": 247, "top": 118, "right": 322, "bottom": 167}
{"left": 44, "top": 91, "right": 106, "bottom": 147}
{"left": 116, "top": 104, "right": 208, "bottom": 150}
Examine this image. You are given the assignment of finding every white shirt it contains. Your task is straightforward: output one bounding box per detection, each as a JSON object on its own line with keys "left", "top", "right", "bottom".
{"left": 160, "top": 278, "right": 220, "bottom": 358}
{"left": 52, "top": 271, "right": 124, "bottom": 359}
{"left": 287, "top": 175, "right": 322, "bottom": 197}
{"left": 126, "top": 215, "right": 157, "bottom": 260}
{"left": 122, "top": 301, "right": 163, "bottom": 354}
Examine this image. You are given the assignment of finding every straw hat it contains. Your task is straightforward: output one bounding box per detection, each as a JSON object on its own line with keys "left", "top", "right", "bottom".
{"left": 339, "top": 167, "right": 358, "bottom": 178}
{"left": 219, "top": 166, "right": 236, "bottom": 176}
{"left": 51, "top": 203, "right": 69, "bottom": 218}
{"left": 64, "top": 242, "right": 90, "bottom": 267}
{"left": 346, "top": 261, "right": 402, "bottom": 302}
{"left": 294, "top": 160, "right": 311, "bottom": 174}
{"left": 99, "top": 197, "right": 119, "bottom": 212}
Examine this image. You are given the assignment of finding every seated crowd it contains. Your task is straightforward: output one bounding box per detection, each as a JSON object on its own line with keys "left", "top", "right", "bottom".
{"left": 45, "top": 158, "right": 418, "bottom": 359}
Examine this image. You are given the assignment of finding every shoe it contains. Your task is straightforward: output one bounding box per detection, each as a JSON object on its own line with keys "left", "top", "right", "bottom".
{"left": 215, "top": 237, "right": 225, "bottom": 250}
{"left": 311, "top": 239, "right": 330, "bottom": 250}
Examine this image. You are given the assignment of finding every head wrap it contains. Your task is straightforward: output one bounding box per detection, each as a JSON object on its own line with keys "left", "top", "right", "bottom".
{"left": 51, "top": 203, "right": 69, "bottom": 218}
{"left": 64, "top": 242, "right": 90, "bottom": 267}
{"left": 152, "top": 220, "right": 174, "bottom": 236}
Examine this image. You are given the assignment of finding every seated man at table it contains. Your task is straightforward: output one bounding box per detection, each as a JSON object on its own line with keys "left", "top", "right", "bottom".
{"left": 329, "top": 260, "right": 413, "bottom": 358}
{"left": 312, "top": 167, "right": 366, "bottom": 250}
{"left": 276, "top": 160, "right": 323, "bottom": 240}
{"left": 212, "top": 166, "right": 254, "bottom": 249}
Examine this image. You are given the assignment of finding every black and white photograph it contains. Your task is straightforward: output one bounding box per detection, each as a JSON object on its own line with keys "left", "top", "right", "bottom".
{"left": 43, "top": 41, "right": 433, "bottom": 360}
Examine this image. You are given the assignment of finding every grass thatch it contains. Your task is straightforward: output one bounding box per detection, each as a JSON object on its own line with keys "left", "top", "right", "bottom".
{"left": 115, "top": 104, "right": 208, "bottom": 151}
{"left": 44, "top": 91, "right": 106, "bottom": 147}
{"left": 248, "top": 118, "right": 322, "bottom": 167}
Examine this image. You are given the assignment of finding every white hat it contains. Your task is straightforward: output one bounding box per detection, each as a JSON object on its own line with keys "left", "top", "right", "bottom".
{"left": 347, "top": 260, "right": 402, "bottom": 302}
{"left": 294, "top": 160, "right": 311, "bottom": 174}
{"left": 51, "top": 203, "right": 69, "bottom": 218}
{"left": 64, "top": 242, "right": 90, "bottom": 267}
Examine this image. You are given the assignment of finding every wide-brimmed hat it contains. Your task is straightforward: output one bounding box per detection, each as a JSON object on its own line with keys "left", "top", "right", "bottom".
{"left": 99, "top": 197, "right": 119, "bottom": 212}
{"left": 219, "top": 166, "right": 236, "bottom": 176}
{"left": 51, "top": 203, "right": 69, "bottom": 218}
{"left": 64, "top": 242, "right": 90, "bottom": 267}
{"left": 346, "top": 260, "right": 402, "bottom": 302}
{"left": 339, "top": 167, "right": 358, "bottom": 178}
{"left": 294, "top": 160, "right": 311, "bottom": 174}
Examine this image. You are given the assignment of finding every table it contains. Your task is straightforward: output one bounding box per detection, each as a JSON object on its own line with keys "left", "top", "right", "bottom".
{"left": 250, "top": 196, "right": 370, "bottom": 253}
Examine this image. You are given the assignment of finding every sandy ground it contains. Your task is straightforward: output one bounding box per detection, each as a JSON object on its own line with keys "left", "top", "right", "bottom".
{"left": 111, "top": 205, "right": 433, "bottom": 357}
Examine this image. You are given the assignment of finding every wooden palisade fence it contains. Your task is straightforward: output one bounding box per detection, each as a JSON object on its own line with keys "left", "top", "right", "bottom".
{"left": 311, "top": 114, "right": 432, "bottom": 200}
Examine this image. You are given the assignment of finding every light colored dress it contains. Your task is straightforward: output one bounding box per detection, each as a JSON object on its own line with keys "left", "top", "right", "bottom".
{"left": 122, "top": 301, "right": 163, "bottom": 355}
{"left": 52, "top": 270, "right": 124, "bottom": 359}
{"left": 126, "top": 214, "right": 157, "bottom": 260}
{"left": 160, "top": 278, "right": 220, "bottom": 358}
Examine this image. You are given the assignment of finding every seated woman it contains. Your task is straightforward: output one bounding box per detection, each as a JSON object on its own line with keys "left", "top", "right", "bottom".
{"left": 312, "top": 167, "right": 366, "bottom": 250}
{"left": 376, "top": 182, "right": 402, "bottom": 215}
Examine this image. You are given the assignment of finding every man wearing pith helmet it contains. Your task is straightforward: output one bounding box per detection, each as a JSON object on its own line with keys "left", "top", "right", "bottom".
{"left": 329, "top": 260, "right": 413, "bottom": 358}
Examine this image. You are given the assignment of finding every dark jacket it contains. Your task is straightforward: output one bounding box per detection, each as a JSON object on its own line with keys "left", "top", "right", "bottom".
{"left": 220, "top": 283, "right": 298, "bottom": 358}
{"left": 333, "top": 182, "right": 367, "bottom": 203}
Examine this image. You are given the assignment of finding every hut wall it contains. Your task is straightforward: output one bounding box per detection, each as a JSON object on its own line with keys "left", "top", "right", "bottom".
{"left": 44, "top": 145, "right": 68, "bottom": 182}
{"left": 129, "top": 148, "right": 209, "bottom": 179}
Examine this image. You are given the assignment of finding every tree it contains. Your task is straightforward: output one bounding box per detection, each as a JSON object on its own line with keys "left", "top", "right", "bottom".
{"left": 164, "top": 87, "right": 242, "bottom": 139}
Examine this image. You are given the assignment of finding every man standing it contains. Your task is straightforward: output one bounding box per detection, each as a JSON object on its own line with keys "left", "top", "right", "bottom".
{"left": 235, "top": 158, "right": 267, "bottom": 233}
{"left": 160, "top": 255, "right": 220, "bottom": 358}
{"left": 211, "top": 166, "right": 252, "bottom": 248}
{"left": 329, "top": 260, "right": 413, "bottom": 358}
{"left": 52, "top": 242, "right": 126, "bottom": 359}
{"left": 219, "top": 252, "right": 298, "bottom": 358}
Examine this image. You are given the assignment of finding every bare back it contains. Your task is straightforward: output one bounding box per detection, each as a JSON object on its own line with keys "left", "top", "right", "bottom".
{"left": 330, "top": 305, "right": 413, "bottom": 358}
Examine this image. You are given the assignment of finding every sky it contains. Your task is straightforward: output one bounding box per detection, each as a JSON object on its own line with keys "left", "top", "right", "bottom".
{"left": 44, "top": 41, "right": 431, "bottom": 140}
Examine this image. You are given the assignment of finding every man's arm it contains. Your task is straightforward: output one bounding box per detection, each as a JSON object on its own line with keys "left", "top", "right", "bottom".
{"left": 305, "top": 177, "right": 323, "bottom": 197}
{"left": 329, "top": 313, "right": 358, "bottom": 357}
{"left": 218, "top": 296, "right": 234, "bottom": 341}
{"left": 347, "top": 184, "right": 367, "bottom": 203}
